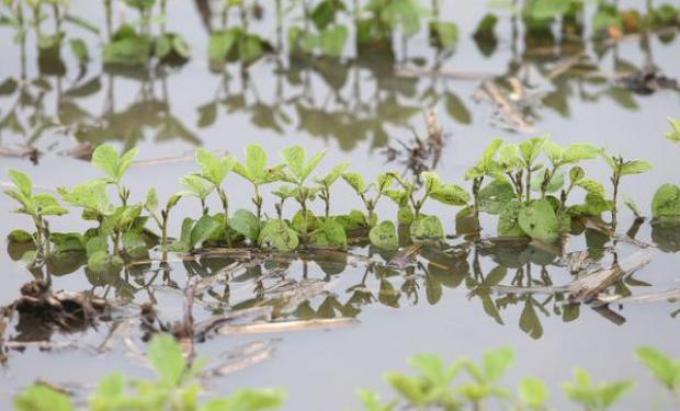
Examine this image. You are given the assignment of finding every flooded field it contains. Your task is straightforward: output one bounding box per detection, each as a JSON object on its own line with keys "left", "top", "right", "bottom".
{"left": 1, "top": 0, "right": 680, "bottom": 409}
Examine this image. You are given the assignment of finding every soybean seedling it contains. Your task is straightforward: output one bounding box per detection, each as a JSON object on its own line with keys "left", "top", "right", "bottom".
{"left": 602, "top": 153, "right": 652, "bottom": 230}
{"left": 342, "top": 171, "right": 394, "bottom": 227}
{"left": 143, "top": 188, "right": 181, "bottom": 251}
{"left": 315, "top": 161, "right": 350, "bottom": 218}
{"left": 193, "top": 148, "right": 236, "bottom": 223}
{"left": 233, "top": 144, "right": 285, "bottom": 220}
{"left": 177, "top": 174, "right": 214, "bottom": 215}
{"left": 279, "top": 145, "right": 326, "bottom": 241}
{"left": 3, "top": 169, "right": 68, "bottom": 260}
{"left": 91, "top": 144, "right": 139, "bottom": 206}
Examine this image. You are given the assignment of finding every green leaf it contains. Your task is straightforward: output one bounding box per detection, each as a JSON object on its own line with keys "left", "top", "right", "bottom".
{"left": 14, "top": 384, "right": 74, "bottom": 411}
{"left": 342, "top": 172, "right": 368, "bottom": 194}
{"left": 410, "top": 215, "right": 445, "bottom": 241}
{"left": 59, "top": 180, "right": 113, "bottom": 216}
{"left": 530, "top": 169, "right": 565, "bottom": 193}
{"left": 8, "top": 229, "right": 33, "bottom": 243}
{"left": 519, "top": 137, "right": 547, "bottom": 166}
{"left": 202, "top": 389, "right": 285, "bottom": 411}
{"left": 665, "top": 118, "right": 680, "bottom": 143}
{"left": 33, "top": 194, "right": 68, "bottom": 216}
{"left": 498, "top": 201, "right": 525, "bottom": 237}
{"left": 318, "top": 25, "right": 348, "bottom": 57}
{"left": 258, "top": 220, "right": 299, "bottom": 252}
{"left": 385, "top": 373, "right": 425, "bottom": 405}
{"left": 91, "top": 144, "right": 138, "bottom": 182}
{"left": 310, "top": 220, "right": 347, "bottom": 249}
{"left": 519, "top": 377, "right": 549, "bottom": 409}
{"left": 87, "top": 251, "right": 124, "bottom": 273}
{"left": 230, "top": 209, "right": 260, "bottom": 243}
{"left": 244, "top": 144, "right": 268, "bottom": 181}
{"left": 652, "top": 184, "right": 680, "bottom": 220}
{"left": 208, "top": 29, "right": 239, "bottom": 62}
{"left": 69, "top": 38, "right": 89, "bottom": 64}
{"left": 179, "top": 174, "right": 215, "bottom": 200}
{"left": 620, "top": 160, "right": 652, "bottom": 175}
{"left": 196, "top": 148, "right": 235, "bottom": 186}
{"left": 369, "top": 220, "right": 399, "bottom": 251}
{"left": 148, "top": 334, "right": 186, "bottom": 386}
{"left": 316, "top": 162, "right": 350, "bottom": 187}
{"left": 190, "top": 215, "right": 222, "bottom": 248}
{"left": 430, "top": 21, "right": 458, "bottom": 49}
{"left": 9, "top": 169, "right": 33, "bottom": 197}
{"left": 478, "top": 180, "right": 516, "bottom": 214}
{"left": 145, "top": 188, "right": 159, "bottom": 212}
{"left": 483, "top": 347, "right": 515, "bottom": 382}
{"left": 429, "top": 183, "right": 470, "bottom": 206}
{"left": 636, "top": 346, "right": 680, "bottom": 390}
{"left": 518, "top": 199, "right": 560, "bottom": 242}
{"left": 529, "top": 0, "right": 572, "bottom": 20}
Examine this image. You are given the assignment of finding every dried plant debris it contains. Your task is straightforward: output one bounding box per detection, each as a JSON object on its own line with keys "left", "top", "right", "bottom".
{"left": 473, "top": 79, "right": 538, "bottom": 133}
{"left": 1, "top": 281, "right": 110, "bottom": 345}
{"left": 382, "top": 109, "right": 447, "bottom": 176}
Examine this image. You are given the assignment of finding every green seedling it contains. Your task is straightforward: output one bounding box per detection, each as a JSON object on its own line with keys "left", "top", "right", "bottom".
{"left": 143, "top": 188, "right": 181, "bottom": 251}
{"left": 177, "top": 173, "right": 214, "bottom": 215}
{"left": 562, "top": 368, "right": 634, "bottom": 411}
{"left": 602, "top": 153, "right": 652, "bottom": 229}
{"left": 518, "top": 377, "right": 550, "bottom": 410}
{"left": 458, "top": 347, "right": 515, "bottom": 408}
{"left": 91, "top": 144, "right": 139, "bottom": 206}
{"left": 233, "top": 144, "right": 285, "bottom": 220}
{"left": 280, "top": 145, "right": 326, "bottom": 241}
{"left": 3, "top": 169, "right": 68, "bottom": 260}
{"left": 315, "top": 161, "right": 350, "bottom": 218}
{"left": 651, "top": 183, "right": 680, "bottom": 222}
{"left": 342, "top": 171, "right": 394, "bottom": 228}
{"left": 14, "top": 334, "right": 285, "bottom": 411}
{"left": 194, "top": 148, "right": 236, "bottom": 225}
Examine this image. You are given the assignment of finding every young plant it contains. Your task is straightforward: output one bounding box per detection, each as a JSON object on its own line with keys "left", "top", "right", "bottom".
{"left": 602, "top": 153, "right": 652, "bottom": 230}
{"left": 177, "top": 174, "right": 215, "bottom": 215}
{"left": 315, "top": 161, "right": 350, "bottom": 218}
{"left": 389, "top": 171, "right": 469, "bottom": 242}
{"left": 665, "top": 117, "right": 680, "bottom": 143}
{"left": 91, "top": 144, "right": 139, "bottom": 206}
{"left": 279, "top": 145, "right": 326, "bottom": 241}
{"left": 3, "top": 170, "right": 68, "bottom": 260}
{"left": 14, "top": 334, "right": 285, "bottom": 411}
{"left": 233, "top": 144, "right": 285, "bottom": 220}
{"left": 143, "top": 188, "right": 181, "bottom": 251}
{"left": 458, "top": 347, "right": 515, "bottom": 408}
{"left": 562, "top": 368, "right": 634, "bottom": 411}
{"left": 193, "top": 148, "right": 236, "bottom": 236}
{"left": 342, "top": 171, "right": 394, "bottom": 227}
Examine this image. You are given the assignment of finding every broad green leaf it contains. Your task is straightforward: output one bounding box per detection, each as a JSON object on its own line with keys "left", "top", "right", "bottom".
{"left": 8, "top": 230, "right": 33, "bottom": 243}
{"left": 258, "top": 220, "right": 299, "bottom": 252}
{"left": 196, "top": 148, "right": 235, "bottom": 186}
{"left": 483, "top": 347, "right": 515, "bottom": 382}
{"left": 385, "top": 373, "right": 425, "bottom": 405}
{"left": 309, "top": 220, "right": 347, "bottom": 249}
{"left": 478, "top": 179, "right": 516, "bottom": 214}
{"left": 569, "top": 166, "right": 585, "bottom": 183}
{"left": 148, "top": 334, "right": 186, "bottom": 386}
{"left": 636, "top": 346, "right": 680, "bottom": 390}
{"left": 530, "top": 169, "right": 565, "bottom": 193}
{"left": 519, "top": 377, "right": 550, "bottom": 409}
{"left": 59, "top": 180, "right": 113, "bottom": 216}
{"left": 430, "top": 183, "right": 470, "bottom": 206}
{"left": 369, "top": 221, "right": 399, "bottom": 251}
{"left": 9, "top": 169, "right": 32, "bottom": 197}
{"left": 14, "top": 384, "right": 74, "bottom": 411}
{"left": 519, "top": 137, "right": 547, "bottom": 166}
{"left": 91, "top": 144, "right": 119, "bottom": 180}
{"left": 280, "top": 145, "right": 306, "bottom": 181}
{"left": 190, "top": 215, "right": 222, "bottom": 248}
{"left": 230, "top": 209, "right": 260, "bottom": 243}
{"left": 208, "top": 29, "right": 239, "bottom": 62}
{"left": 410, "top": 215, "right": 445, "bottom": 241}
{"left": 652, "top": 184, "right": 680, "bottom": 220}
{"left": 33, "top": 194, "right": 68, "bottom": 216}
{"left": 318, "top": 25, "right": 348, "bottom": 57}
{"left": 87, "top": 251, "right": 124, "bottom": 273}
{"left": 316, "top": 162, "right": 350, "bottom": 187}
{"left": 620, "top": 160, "right": 652, "bottom": 175}
{"left": 430, "top": 21, "right": 458, "bottom": 49}
{"left": 342, "top": 172, "right": 368, "bottom": 194}
{"left": 179, "top": 174, "right": 214, "bottom": 200}
{"left": 529, "top": 0, "right": 572, "bottom": 19}
{"left": 498, "top": 201, "right": 525, "bottom": 237}
{"left": 518, "top": 199, "right": 560, "bottom": 242}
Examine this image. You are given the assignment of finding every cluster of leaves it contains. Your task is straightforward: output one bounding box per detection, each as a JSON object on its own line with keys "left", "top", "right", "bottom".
{"left": 103, "top": 0, "right": 190, "bottom": 66}
{"left": 463, "top": 136, "right": 652, "bottom": 242}
{"left": 360, "top": 345, "right": 680, "bottom": 411}
{"left": 3, "top": 135, "right": 660, "bottom": 276}
{"left": 14, "top": 334, "right": 284, "bottom": 411}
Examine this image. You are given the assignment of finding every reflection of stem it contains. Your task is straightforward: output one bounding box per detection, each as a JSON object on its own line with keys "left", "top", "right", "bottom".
{"left": 104, "top": 0, "right": 112, "bottom": 40}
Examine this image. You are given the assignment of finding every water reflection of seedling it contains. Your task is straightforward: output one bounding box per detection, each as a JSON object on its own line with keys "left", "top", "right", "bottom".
{"left": 602, "top": 153, "right": 653, "bottom": 230}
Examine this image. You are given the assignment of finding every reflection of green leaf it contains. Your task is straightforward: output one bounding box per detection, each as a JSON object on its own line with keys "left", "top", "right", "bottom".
{"left": 519, "top": 299, "right": 543, "bottom": 339}
{"left": 444, "top": 92, "right": 471, "bottom": 124}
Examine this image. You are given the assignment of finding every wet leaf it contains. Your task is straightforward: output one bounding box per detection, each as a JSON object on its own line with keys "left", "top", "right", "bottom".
{"left": 652, "top": 183, "right": 680, "bottom": 220}
{"left": 310, "top": 220, "right": 347, "bottom": 249}
{"left": 410, "top": 215, "right": 444, "bottom": 241}
{"left": 479, "top": 179, "right": 516, "bottom": 215}
{"left": 230, "top": 209, "right": 260, "bottom": 243}
{"left": 258, "top": 220, "right": 299, "bottom": 252}
{"left": 190, "top": 215, "right": 222, "bottom": 248}
{"left": 369, "top": 221, "right": 399, "bottom": 251}
{"left": 196, "top": 148, "right": 235, "bottom": 186}
{"left": 518, "top": 199, "right": 560, "bottom": 242}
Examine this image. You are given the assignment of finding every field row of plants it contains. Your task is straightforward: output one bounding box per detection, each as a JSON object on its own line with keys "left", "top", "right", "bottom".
{"left": 4, "top": 119, "right": 680, "bottom": 277}
{"left": 12, "top": 334, "right": 680, "bottom": 411}
{"left": 1, "top": 0, "right": 679, "bottom": 69}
